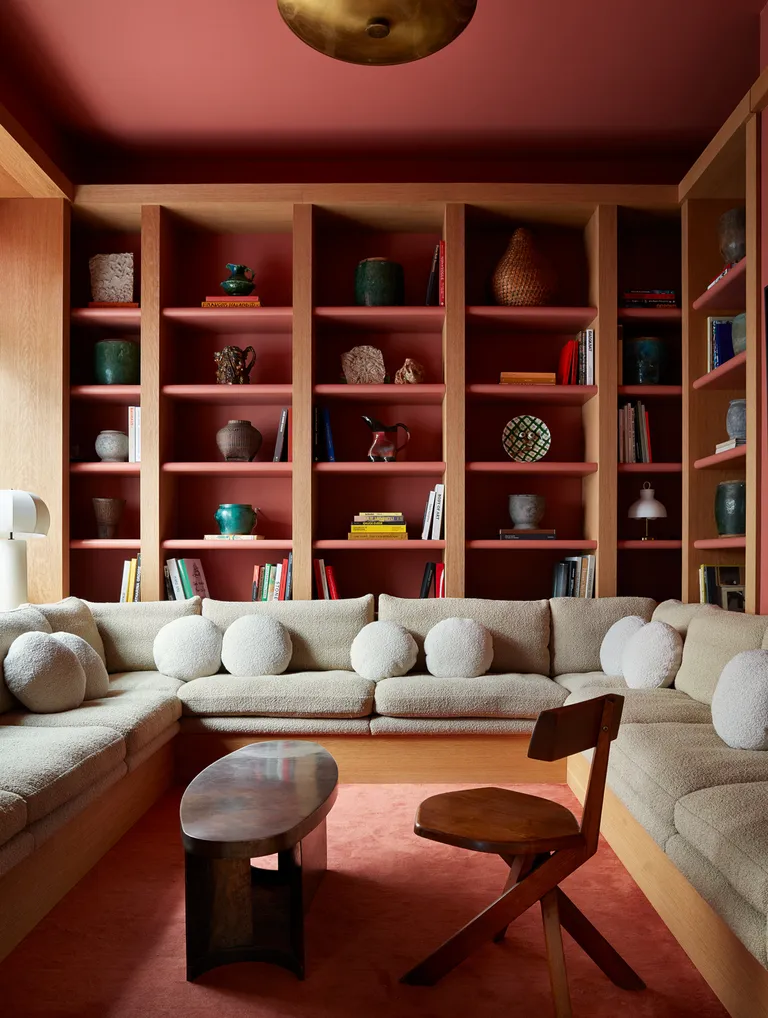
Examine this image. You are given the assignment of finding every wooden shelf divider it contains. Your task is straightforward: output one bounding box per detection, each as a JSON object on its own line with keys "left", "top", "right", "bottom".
{"left": 292, "top": 202, "right": 314, "bottom": 599}
{"left": 693, "top": 536, "right": 747, "bottom": 550}
{"left": 443, "top": 203, "right": 465, "bottom": 595}
{"left": 467, "top": 384, "right": 596, "bottom": 405}
{"left": 692, "top": 351, "right": 747, "bottom": 390}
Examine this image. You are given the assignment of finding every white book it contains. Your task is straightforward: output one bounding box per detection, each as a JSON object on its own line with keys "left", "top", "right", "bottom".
{"left": 128, "top": 406, "right": 136, "bottom": 463}
{"left": 431, "top": 483, "right": 445, "bottom": 540}
{"left": 167, "top": 559, "right": 186, "bottom": 601}
{"left": 585, "top": 328, "right": 595, "bottom": 385}
{"left": 119, "top": 560, "right": 131, "bottom": 603}
{"left": 184, "top": 558, "right": 209, "bottom": 598}
{"left": 421, "top": 489, "right": 436, "bottom": 540}
{"left": 585, "top": 554, "right": 596, "bottom": 599}
{"left": 135, "top": 407, "right": 141, "bottom": 463}
{"left": 271, "top": 563, "right": 283, "bottom": 600}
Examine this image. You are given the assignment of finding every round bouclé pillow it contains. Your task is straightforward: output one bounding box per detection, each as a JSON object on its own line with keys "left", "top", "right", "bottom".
{"left": 712, "top": 650, "right": 768, "bottom": 750}
{"left": 4, "top": 631, "right": 86, "bottom": 712}
{"left": 424, "top": 618, "right": 494, "bottom": 678}
{"left": 599, "top": 616, "right": 647, "bottom": 677}
{"left": 221, "top": 615, "right": 292, "bottom": 676}
{"left": 350, "top": 621, "right": 417, "bottom": 681}
{"left": 51, "top": 632, "right": 109, "bottom": 700}
{"left": 153, "top": 615, "right": 223, "bottom": 681}
{"left": 621, "top": 620, "right": 683, "bottom": 690}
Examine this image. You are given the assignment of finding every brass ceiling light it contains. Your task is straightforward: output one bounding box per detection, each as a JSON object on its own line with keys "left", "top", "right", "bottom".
{"left": 277, "top": 0, "right": 478, "bottom": 66}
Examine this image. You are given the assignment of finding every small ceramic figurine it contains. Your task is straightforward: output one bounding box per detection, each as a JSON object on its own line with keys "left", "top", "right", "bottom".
{"left": 341, "top": 345, "right": 386, "bottom": 384}
{"left": 214, "top": 345, "right": 256, "bottom": 384}
{"left": 220, "top": 264, "right": 256, "bottom": 296}
{"left": 362, "top": 416, "right": 410, "bottom": 462}
{"left": 394, "top": 358, "right": 425, "bottom": 384}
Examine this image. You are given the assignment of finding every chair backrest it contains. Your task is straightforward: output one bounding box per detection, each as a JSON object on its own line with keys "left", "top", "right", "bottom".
{"left": 528, "top": 694, "right": 624, "bottom": 762}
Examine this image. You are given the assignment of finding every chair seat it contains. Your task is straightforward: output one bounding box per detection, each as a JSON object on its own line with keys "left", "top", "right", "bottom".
{"left": 415, "top": 787, "right": 585, "bottom": 855}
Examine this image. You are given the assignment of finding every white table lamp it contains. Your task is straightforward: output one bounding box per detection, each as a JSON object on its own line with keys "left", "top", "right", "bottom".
{"left": 0, "top": 490, "right": 50, "bottom": 610}
{"left": 628, "top": 482, "right": 667, "bottom": 541}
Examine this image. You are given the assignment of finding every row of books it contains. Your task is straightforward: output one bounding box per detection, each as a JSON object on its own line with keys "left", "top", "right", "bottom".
{"left": 200, "top": 294, "right": 261, "bottom": 309}
{"left": 552, "top": 555, "right": 596, "bottom": 598}
{"left": 421, "top": 484, "right": 445, "bottom": 540}
{"left": 313, "top": 558, "right": 339, "bottom": 599}
{"left": 619, "top": 289, "right": 677, "bottom": 309}
{"left": 419, "top": 561, "right": 446, "bottom": 598}
{"left": 500, "top": 371, "right": 556, "bottom": 386}
{"left": 163, "top": 558, "right": 210, "bottom": 600}
{"left": 706, "top": 261, "right": 742, "bottom": 292}
{"left": 272, "top": 408, "right": 293, "bottom": 462}
{"left": 499, "top": 528, "right": 556, "bottom": 541}
{"left": 251, "top": 555, "right": 293, "bottom": 600}
{"left": 425, "top": 241, "right": 446, "bottom": 307}
{"left": 707, "top": 316, "right": 737, "bottom": 372}
{"left": 699, "top": 564, "right": 745, "bottom": 612}
{"left": 127, "top": 406, "right": 142, "bottom": 462}
{"left": 119, "top": 555, "right": 142, "bottom": 602}
{"left": 557, "top": 329, "right": 595, "bottom": 386}
{"left": 313, "top": 406, "right": 335, "bottom": 462}
{"left": 618, "top": 401, "right": 653, "bottom": 463}
{"left": 348, "top": 510, "right": 408, "bottom": 540}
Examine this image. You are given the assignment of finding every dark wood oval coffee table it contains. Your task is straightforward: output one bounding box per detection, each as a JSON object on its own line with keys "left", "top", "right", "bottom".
{"left": 180, "top": 740, "right": 338, "bottom": 981}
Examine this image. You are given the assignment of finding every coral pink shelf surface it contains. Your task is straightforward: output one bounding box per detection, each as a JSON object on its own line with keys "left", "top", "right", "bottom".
{"left": 693, "top": 537, "right": 746, "bottom": 550}
{"left": 162, "top": 308, "right": 292, "bottom": 332}
{"left": 313, "top": 540, "right": 445, "bottom": 551}
{"left": 467, "top": 539, "right": 597, "bottom": 550}
{"left": 617, "top": 463, "right": 682, "bottom": 473}
{"left": 618, "top": 385, "right": 683, "bottom": 398}
{"left": 71, "top": 308, "right": 141, "bottom": 328}
{"left": 691, "top": 258, "right": 747, "bottom": 312}
{"left": 467, "top": 384, "right": 596, "bottom": 405}
{"left": 617, "top": 308, "right": 682, "bottom": 323}
{"left": 692, "top": 351, "right": 747, "bottom": 390}
{"left": 70, "top": 462, "right": 140, "bottom": 475}
{"left": 162, "top": 462, "right": 292, "bottom": 476}
{"left": 314, "top": 461, "right": 445, "bottom": 476}
{"left": 70, "top": 385, "right": 141, "bottom": 403}
{"left": 162, "top": 539, "right": 292, "bottom": 551}
{"left": 70, "top": 539, "right": 141, "bottom": 550}
{"left": 466, "top": 307, "right": 597, "bottom": 330}
{"left": 617, "top": 540, "right": 683, "bottom": 550}
{"left": 314, "top": 384, "right": 444, "bottom": 404}
{"left": 162, "top": 384, "right": 292, "bottom": 403}
{"left": 466, "top": 462, "right": 598, "bottom": 476}
{"left": 314, "top": 307, "right": 445, "bottom": 332}
{"left": 694, "top": 445, "right": 747, "bottom": 470}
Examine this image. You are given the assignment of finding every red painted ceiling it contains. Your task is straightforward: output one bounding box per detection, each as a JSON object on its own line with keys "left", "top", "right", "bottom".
{"left": 0, "top": 0, "right": 764, "bottom": 183}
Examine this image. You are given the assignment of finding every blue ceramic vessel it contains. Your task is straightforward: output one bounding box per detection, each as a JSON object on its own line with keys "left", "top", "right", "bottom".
{"left": 214, "top": 503, "right": 257, "bottom": 536}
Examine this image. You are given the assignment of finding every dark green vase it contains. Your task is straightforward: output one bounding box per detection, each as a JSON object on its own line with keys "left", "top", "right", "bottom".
{"left": 715, "top": 480, "right": 746, "bottom": 537}
{"left": 214, "top": 503, "right": 257, "bottom": 536}
{"left": 94, "top": 339, "right": 139, "bottom": 385}
{"left": 220, "top": 263, "right": 255, "bottom": 296}
{"left": 354, "top": 258, "right": 405, "bottom": 306}
{"left": 622, "top": 337, "right": 666, "bottom": 385}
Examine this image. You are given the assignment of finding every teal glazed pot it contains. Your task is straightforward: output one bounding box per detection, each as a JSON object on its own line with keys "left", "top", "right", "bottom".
{"left": 715, "top": 480, "right": 746, "bottom": 537}
{"left": 214, "top": 503, "right": 257, "bottom": 536}
{"left": 220, "top": 263, "right": 255, "bottom": 296}
{"left": 622, "top": 337, "right": 666, "bottom": 385}
{"left": 94, "top": 339, "right": 139, "bottom": 385}
{"left": 354, "top": 258, "right": 405, "bottom": 306}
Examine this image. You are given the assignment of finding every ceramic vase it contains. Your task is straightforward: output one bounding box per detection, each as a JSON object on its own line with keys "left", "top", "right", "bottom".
{"left": 718, "top": 208, "right": 746, "bottom": 264}
{"left": 726, "top": 399, "right": 747, "bottom": 445}
{"left": 94, "top": 339, "right": 139, "bottom": 385}
{"left": 731, "top": 313, "right": 747, "bottom": 355}
{"left": 715, "top": 480, "right": 746, "bottom": 537}
{"left": 354, "top": 258, "right": 405, "bottom": 306}
{"left": 214, "top": 503, "right": 257, "bottom": 536}
{"left": 508, "top": 494, "right": 545, "bottom": 530}
{"left": 89, "top": 253, "right": 134, "bottom": 303}
{"left": 492, "top": 228, "right": 556, "bottom": 307}
{"left": 220, "top": 263, "right": 256, "bottom": 296}
{"left": 214, "top": 345, "right": 256, "bottom": 384}
{"left": 216, "top": 420, "right": 262, "bottom": 462}
{"left": 92, "top": 497, "right": 125, "bottom": 539}
{"left": 622, "top": 337, "right": 665, "bottom": 385}
{"left": 95, "top": 430, "right": 129, "bottom": 462}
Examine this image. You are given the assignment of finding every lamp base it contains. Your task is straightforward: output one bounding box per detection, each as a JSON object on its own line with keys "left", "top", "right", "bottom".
{"left": 0, "top": 539, "right": 28, "bottom": 610}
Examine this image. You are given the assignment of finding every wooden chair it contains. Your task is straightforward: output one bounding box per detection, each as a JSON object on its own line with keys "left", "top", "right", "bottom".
{"left": 401, "top": 693, "right": 645, "bottom": 1017}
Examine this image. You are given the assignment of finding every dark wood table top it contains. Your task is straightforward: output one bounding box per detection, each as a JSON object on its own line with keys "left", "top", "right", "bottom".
{"left": 180, "top": 740, "right": 338, "bottom": 859}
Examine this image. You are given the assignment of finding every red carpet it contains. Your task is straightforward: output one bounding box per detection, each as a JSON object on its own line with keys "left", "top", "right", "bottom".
{"left": 0, "top": 784, "right": 726, "bottom": 1018}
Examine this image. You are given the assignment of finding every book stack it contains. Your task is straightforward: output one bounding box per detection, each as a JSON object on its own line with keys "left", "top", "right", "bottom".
{"left": 620, "top": 289, "right": 677, "bottom": 309}
{"left": 421, "top": 484, "right": 445, "bottom": 540}
{"left": 163, "top": 558, "right": 210, "bottom": 600}
{"left": 715, "top": 438, "right": 742, "bottom": 455}
{"left": 272, "top": 407, "right": 293, "bottom": 462}
{"left": 699, "top": 564, "right": 744, "bottom": 611}
{"left": 313, "top": 558, "right": 339, "bottom": 599}
{"left": 707, "top": 317, "right": 735, "bottom": 371}
{"left": 419, "top": 561, "right": 445, "bottom": 598}
{"left": 499, "top": 528, "right": 556, "bottom": 541}
{"left": 128, "top": 406, "right": 141, "bottom": 462}
{"left": 313, "top": 406, "right": 335, "bottom": 462}
{"left": 425, "top": 241, "right": 446, "bottom": 307}
{"left": 119, "top": 554, "right": 142, "bottom": 602}
{"left": 552, "top": 555, "right": 595, "bottom": 598}
{"left": 557, "top": 329, "right": 594, "bottom": 385}
{"left": 203, "top": 534, "right": 265, "bottom": 541}
{"left": 499, "top": 371, "right": 556, "bottom": 386}
{"left": 348, "top": 511, "right": 408, "bottom": 541}
{"left": 200, "top": 295, "right": 262, "bottom": 309}
{"left": 706, "top": 263, "right": 740, "bottom": 292}
{"left": 618, "top": 401, "right": 652, "bottom": 463}
{"left": 251, "top": 554, "right": 293, "bottom": 601}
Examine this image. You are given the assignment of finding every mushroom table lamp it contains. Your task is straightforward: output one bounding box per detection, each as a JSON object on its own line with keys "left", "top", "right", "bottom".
{"left": 628, "top": 482, "right": 667, "bottom": 541}
{"left": 0, "top": 490, "right": 50, "bottom": 610}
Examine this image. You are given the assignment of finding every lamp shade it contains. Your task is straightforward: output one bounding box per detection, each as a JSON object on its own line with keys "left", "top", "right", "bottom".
{"left": 0, "top": 490, "right": 50, "bottom": 539}
{"left": 628, "top": 482, "right": 667, "bottom": 520}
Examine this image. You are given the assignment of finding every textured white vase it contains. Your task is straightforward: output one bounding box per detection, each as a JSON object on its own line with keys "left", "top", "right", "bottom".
{"left": 89, "top": 253, "right": 134, "bottom": 303}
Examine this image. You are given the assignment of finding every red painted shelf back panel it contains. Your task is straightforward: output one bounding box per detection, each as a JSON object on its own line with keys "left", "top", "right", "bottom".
{"left": 465, "top": 546, "right": 587, "bottom": 600}
{"left": 70, "top": 401, "right": 142, "bottom": 465}
{"left": 315, "top": 328, "right": 443, "bottom": 386}
{"left": 468, "top": 402, "right": 586, "bottom": 463}
{"left": 617, "top": 211, "right": 681, "bottom": 306}
{"left": 167, "top": 402, "right": 292, "bottom": 462}
{"left": 70, "top": 223, "right": 141, "bottom": 309}
{"left": 163, "top": 308, "right": 292, "bottom": 333}
{"left": 70, "top": 548, "right": 141, "bottom": 602}
{"left": 691, "top": 257, "right": 747, "bottom": 312}
{"left": 164, "top": 547, "right": 291, "bottom": 602}
{"left": 69, "top": 473, "right": 140, "bottom": 541}
{"left": 170, "top": 475, "right": 292, "bottom": 541}
{"left": 315, "top": 473, "right": 441, "bottom": 543}
{"left": 467, "top": 384, "right": 596, "bottom": 405}
{"left": 316, "top": 404, "right": 441, "bottom": 463}
{"left": 618, "top": 472, "right": 681, "bottom": 543}
{"left": 617, "top": 546, "right": 682, "bottom": 601}
{"left": 467, "top": 473, "right": 587, "bottom": 543}
{"left": 692, "top": 351, "right": 747, "bottom": 390}
{"left": 317, "top": 550, "right": 442, "bottom": 601}
{"left": 694, "top": 445, "right": 747, "bottom": 470}
{"left": 166, "top": 326, "right": 292, "bottom": 386}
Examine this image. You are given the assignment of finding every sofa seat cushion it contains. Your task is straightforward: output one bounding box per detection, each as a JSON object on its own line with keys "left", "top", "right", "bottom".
{"left": 549, "top": 597, "right": 655, "bottom": 675}
{"left": 553, "top": 672, "right": 620, "bottom": 694}
{"left": 564, "top": 686, "right": 711, "bottom": 725}
{"left": 0, "top": 690, "right": 181, "bottom": 754}
{"left": 87, "top": 598, "right": 202, "bottom": 673}
{"left": 674, "top": 783, "right": 768, "bottom": 916}
{"left": 177, "top": 672, "right": 375, "bottom": 719}
{"left": 181, "top": 716, "right": 372, "bottom": 735}
{"left": 108, "top": 671, "right": 185, "bottom": 694}
{"left": 370, "top": 717, "right": 536, "bottom": 735}
{"left": 675, "top": 612, "right": 768, "bottom": 705}
{"left": 0, "top": 726, "right": 125, "bottom": 822}
{"left": 608, "top": 723, "right": 768, "bottom": 847}
{"left": 0, "top": 789, "right": 27, "bottom": 848}
{"left": 0, "top": 831, "right": 34, "bottom": 879}
{"left": 374, "top": 673, "right": 567, "bottom": 719}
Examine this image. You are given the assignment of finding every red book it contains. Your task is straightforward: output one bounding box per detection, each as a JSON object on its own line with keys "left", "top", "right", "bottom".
{"left": 278, "top": 558, "right": 288, "bottom": 600}
{"left": 645, "top": 410, "right": 653, "bottom": 463}
{"left": 435, "top": 563, "right": 446, "bottom": 598}
{"left": 251, "top": 565, "right": 260, "bottom": 601}
{"left": 326, "top": 564, "right": 340, "bottom": 600}
{"left": 557, "top": 341, "right": 575, "bottom": 386}
{"left": 438, "top": 240, "right": 446, "bottom": 307}
{"left": 287, "top": 408, "right": 293, "bottom": 462}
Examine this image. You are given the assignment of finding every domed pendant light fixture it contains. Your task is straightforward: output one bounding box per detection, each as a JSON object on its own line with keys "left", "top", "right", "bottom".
{"left": 277, "top": 0, "right": 477, "bottom": 65}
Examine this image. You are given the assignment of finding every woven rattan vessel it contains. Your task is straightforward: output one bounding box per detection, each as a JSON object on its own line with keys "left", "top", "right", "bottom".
{"left": 492, "top": 227, "right": 557, "bottom": 306}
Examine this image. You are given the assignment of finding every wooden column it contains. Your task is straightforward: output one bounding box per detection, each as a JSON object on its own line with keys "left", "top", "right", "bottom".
{"left": 0, "top": 198, "right": 69, "bottom": 602}
{"left": 443, "top": 203, "right": 466, "bottom": 597}
{"left": 745, "top": 114, "right": 762, "bottom": 614}
{"left": 583, "top": 204, "right": 617, "bottom": 596}
{"left": 292, "top": 204, "right": 314, "bottom": 600}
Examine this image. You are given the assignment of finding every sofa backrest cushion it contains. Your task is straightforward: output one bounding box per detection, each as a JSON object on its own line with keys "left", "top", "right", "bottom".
{"left": 0, "top": 607, "right": 52, "bottom": 713}
{"left": 651, "top": 599, "right": 722, "bottom": 637}
{"left": 675, "top": 612, "right": 768, "bottom": 704}
{"left": 202, "top": 595, "right": 374, "bottom": 671}
{"left": 549, "top": 596, "right": 655, "bottom": 675}
{"left": 87, "top": 598, "right": 202, "bottom": 672}
{"left": 29, "top": 596, "right": 106, "bottom": 665}
{"left": 378, "top": 595, "right": 550, "bottom": 674}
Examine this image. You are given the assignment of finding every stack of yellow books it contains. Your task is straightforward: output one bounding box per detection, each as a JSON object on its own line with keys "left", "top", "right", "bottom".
{"left": 348, "top": 512, "right": 408, "bottom": 540}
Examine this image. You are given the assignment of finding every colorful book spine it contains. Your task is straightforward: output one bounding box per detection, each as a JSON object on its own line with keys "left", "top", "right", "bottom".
{"left": 287, "top": 408, "right": 293, "bottom": 462}
{"left": 425, "top": 243, "right": 440, "bottom": 306}
{"left": 321, "top": 407, "right": 335, "bottom": 462}
{"left": 431, "top": 483, "right": 445, "bottom": 540}
{"left": 177, "top": 559, "right": 194, "bottom": 599}
{"left": 251, "top": 565, "right": 260, "bottom": 601}
{"left": 163, "top": 563, "right": 175, "bottom": 601}
{"left": 133, "top": 553, "right": 142, "bottom": 602}
{"left": 325, "top": 564, "right": 339, "bottom": 600}
{"left": 128, "top": 406, "right": 137, "bottom": 463}
{"left": 279, "top": 558, "right": 289, "bottom": 600}
{"left": 438, "top": 239, "right": 446, "bottom": 306}
{"left": 350, "top": 525, "right": 407, "bottom": 533}
{"left": 585, "top": 329, "right": 595, "bottom": 385}
{"left": 119, "top": 560, "right": 131, "bottom": 603}
{"left": 419, "top": 562, "right": 435, "bottom": 598}
{"left": 313, "top": 558, "right": 327, "bottom": 599}
{"left": 435, "top": 563, "right": 446, "bottom": 598}
{"left": 347, "top": 533, "right": 409, "bottom": 540}
{"left": 421, "top": 489, "right": 436, "bottom": 539}
{"left": 271, "top": 563, "right": 282, "bottom": 600}
{"left": 185, "top": 558, "right": 209, "bottom": 598}
{"left": 285, "top": 552, "right": 293, "bottom": 600}
{"left": 273, "top": 408, "right": 288, "bottom": 462}
{"left": 126, "top": 558, "right": 137, "bottom": 602}
{"left": 167, "top": 559, "right": 185, "bottom": 601}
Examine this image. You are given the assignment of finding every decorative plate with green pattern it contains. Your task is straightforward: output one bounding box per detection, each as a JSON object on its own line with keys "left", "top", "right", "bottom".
{"left": 502, "top": 415, "right": 551, "bottom": 462}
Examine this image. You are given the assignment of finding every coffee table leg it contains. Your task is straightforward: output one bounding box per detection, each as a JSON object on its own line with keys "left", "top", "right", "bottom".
{"left": 299, "top": 817, "right": 328, "bottom": 911}
{"left": 185, "top": 853, "right": 254, "bottom": 981}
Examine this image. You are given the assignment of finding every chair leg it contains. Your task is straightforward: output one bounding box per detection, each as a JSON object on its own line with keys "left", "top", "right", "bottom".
{"left": 541, "top": 889, "right": 573, "bottom": 1018}
{"left": 493, "top": 853, "right": 535, "bottom": 943}
{"left": 555, "top": 888, "right": 645, "bottom": 991}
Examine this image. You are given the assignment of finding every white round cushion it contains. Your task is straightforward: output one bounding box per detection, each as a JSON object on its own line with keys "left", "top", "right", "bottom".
{"left": 350, "top": 621, "right": 417, "bottom": 681}
{"left": 712, "top": 650, "right": 768, "bottom": 750}
{"left": 221, "top": 615, "right": 292, "bottom": 676}
{"left": 621, "top": 621, "right": 683, "bottom": 690}
{"left": 51, "top": 632, "right": 109, "bottom": 699}
{"left": 599, "top": 616, "right": 647, "bottom": 677}
{"left": 4, "top": 631, "right": 86, "bottom": 712}
{"left": 424, "top": 618, "right": 494, "bottom": 678}
{"left": 153, "top": 615, "right": 223, "bottom": 681}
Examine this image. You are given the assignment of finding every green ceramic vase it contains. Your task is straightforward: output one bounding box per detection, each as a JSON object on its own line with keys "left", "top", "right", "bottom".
{"left": 94, "top": 339, "right": 139, "bottom": 385}
{"left": 622, "top": 337, "right": 666, "bottom": 385}
{"left": 354, "top": 258, "right": 405, "bottom": 306}
{"left": 220, "top": 263, "right": 255, "bottom": 296}
{"left": 214, "top": 503, "right": 257, "bottom": 536}
{"left": 715, "top": 480, "right": 746, "bottom": 537}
